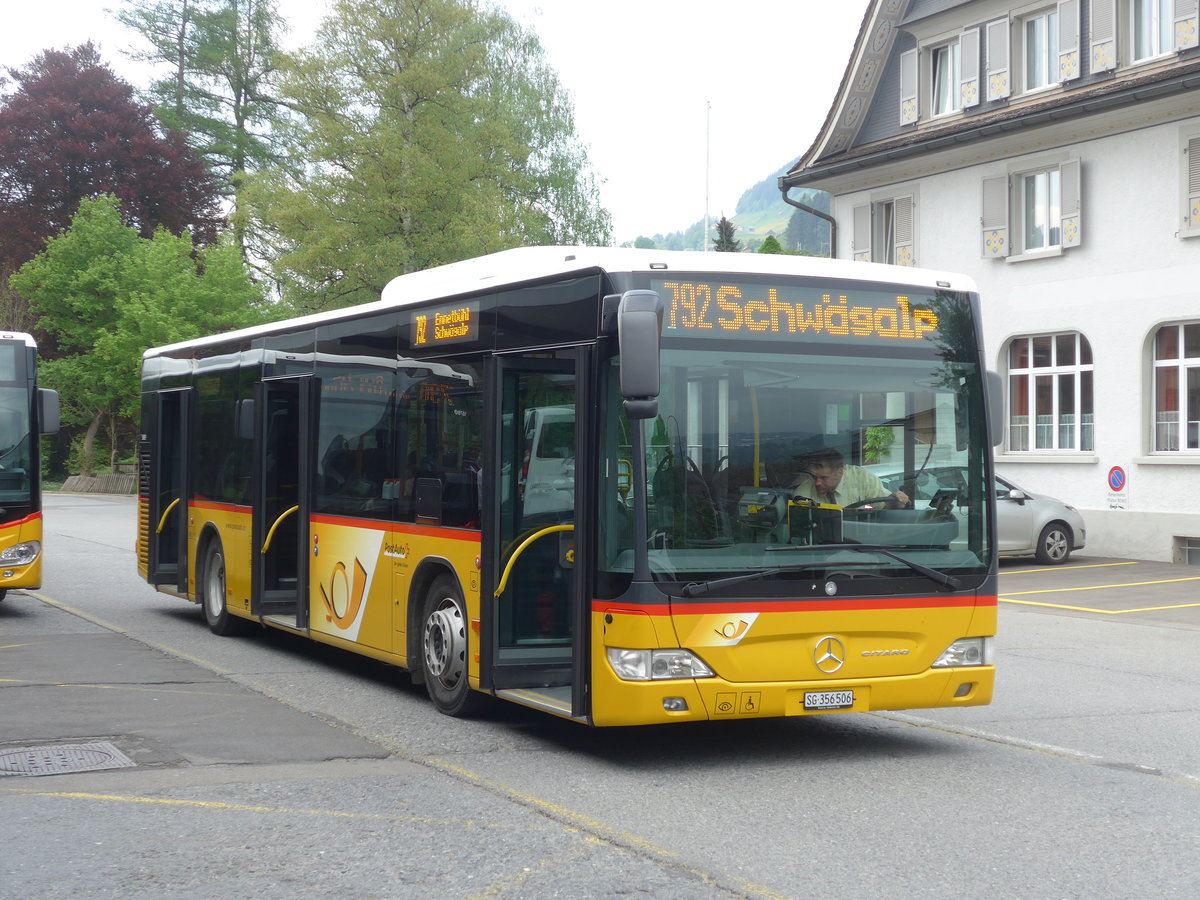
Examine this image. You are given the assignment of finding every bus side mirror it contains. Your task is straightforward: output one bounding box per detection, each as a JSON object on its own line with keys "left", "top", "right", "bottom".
{"left": 235, "top": 399, "right": 255, "bottom": 441}
{"left": 986, "top": 371, "right": 1003, "bottom": 447}
{"left": 617, "top": 290, "right": 664, "bottom": 420}
{"left": 38, "top": 388, "right": 60, "bottom": 435}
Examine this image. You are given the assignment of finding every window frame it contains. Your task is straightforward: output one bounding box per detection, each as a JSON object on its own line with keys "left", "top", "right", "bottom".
{"left": 1019, "top": 166, "right": 1063, "bottom": 252}
{"left": 1152, "top": 322, "right": 1200, "bottom": 453}
{"left": 1006, "top": 333, "right": 1095, "bottom": 453}
{"left": 1021, "top": 6, "right": 1062, "bottom": 91}
{"left": 1132, "top": 0, "right": 1174, "bottom": 61}
{"left": 930, "top": 38, "right": 963, "bottom": 117}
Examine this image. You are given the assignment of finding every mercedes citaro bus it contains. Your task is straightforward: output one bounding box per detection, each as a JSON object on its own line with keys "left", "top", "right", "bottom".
{"left": 137, "top": 247, "right": 1001, "bottom": 726}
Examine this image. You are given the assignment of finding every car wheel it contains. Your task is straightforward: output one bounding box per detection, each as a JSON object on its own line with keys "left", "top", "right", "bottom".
{"left": 421, "top": 574, "right": 484, "bottom": 716}
{"left": 1034, "top": 522, "right": 1072, "bottom": 565}
{"left": 202, "top": 537, "right": 249, "bottom": 635}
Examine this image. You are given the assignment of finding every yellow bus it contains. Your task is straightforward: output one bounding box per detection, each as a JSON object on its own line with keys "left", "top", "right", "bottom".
{"left": 0, "top": 331, "right": 60, "bottom": 601}
{"left": 137, "top": 247, "right": 1000, "bottom": 726}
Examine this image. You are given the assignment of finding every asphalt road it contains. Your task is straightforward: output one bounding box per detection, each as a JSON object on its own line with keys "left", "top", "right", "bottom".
{"left": 2, "top": 493, "right": 1199, "bottom": 899}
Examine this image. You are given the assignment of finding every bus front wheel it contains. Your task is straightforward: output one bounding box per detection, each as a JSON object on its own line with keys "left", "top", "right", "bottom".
{"left": 421, "top": 575, "right": 482, "bottom": 716}
{"left": 202, "top": 537, "right": 247, "bottom": 636}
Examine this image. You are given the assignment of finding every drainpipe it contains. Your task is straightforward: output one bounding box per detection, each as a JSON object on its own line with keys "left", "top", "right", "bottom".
{"left": 779, "top": 180, "right": 838, "bottom": 259}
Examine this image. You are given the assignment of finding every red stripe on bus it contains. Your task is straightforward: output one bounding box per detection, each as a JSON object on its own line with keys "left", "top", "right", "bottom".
{"left": 595, "top": 595, "right": 997, "bottom": 616}
{"left": 190, "top": 500, "right": 251, "bottom": 514}
{"left": 1, "top": 511, "right": 42, "bottom": 529}
{"left": 310, "top": 514, "right": 482, "bottom": 543}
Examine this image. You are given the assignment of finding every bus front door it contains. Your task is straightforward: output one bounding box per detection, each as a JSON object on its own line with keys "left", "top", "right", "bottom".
{"left": 146, "top": 388, "right": 191, "bottom": 592}
{"left": 485, "top": 354, "right": 589, "bottom": 721}
{"left": 252, "top": 376, "right": 315, "bottom": 628}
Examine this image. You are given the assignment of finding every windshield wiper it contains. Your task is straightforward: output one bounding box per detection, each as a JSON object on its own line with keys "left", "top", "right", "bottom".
{"left": 766, "top": 543, "right": 961, "bottom": 590}
{"left": 681, "top": 567, "right": 788, "bottom": 597}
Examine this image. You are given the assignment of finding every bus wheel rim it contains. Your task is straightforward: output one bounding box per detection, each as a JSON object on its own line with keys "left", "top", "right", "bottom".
{"left": 206, "top": 552, "right": 224, "bottom": 618}
{"left": 424, "top": 600, "right": 466, "bottom": 687}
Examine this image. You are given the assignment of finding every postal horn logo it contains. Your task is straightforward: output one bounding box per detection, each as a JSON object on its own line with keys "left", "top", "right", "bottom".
{"left": 319, "top": 557, "right": 368, "bottom": 629}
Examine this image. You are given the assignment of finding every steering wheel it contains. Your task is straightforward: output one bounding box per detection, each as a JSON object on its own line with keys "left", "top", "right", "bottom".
{"left": 843, "top": 496, "right": 902, "bottom": 510}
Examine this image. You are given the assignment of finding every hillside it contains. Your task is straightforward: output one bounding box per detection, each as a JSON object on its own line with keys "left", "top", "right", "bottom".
{"left": 636, "top": 162, "right": 830, "bottom": 254}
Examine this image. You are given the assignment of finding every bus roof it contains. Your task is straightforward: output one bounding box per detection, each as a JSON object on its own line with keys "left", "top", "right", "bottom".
{"left": 143, "top": 245, "right": 980, "bottom": 359}
{"left": 0, "top": 332, "right": 38, "bottom": 348}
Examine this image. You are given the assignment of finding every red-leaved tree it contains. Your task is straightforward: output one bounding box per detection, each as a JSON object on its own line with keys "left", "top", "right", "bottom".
{"left": 0, "top": 43, "right": 225, "bottom": 330}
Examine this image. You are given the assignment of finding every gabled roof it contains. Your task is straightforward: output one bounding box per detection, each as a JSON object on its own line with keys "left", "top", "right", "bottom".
{"left": 783, "top": 0, "right": 1200, "bottom": 191}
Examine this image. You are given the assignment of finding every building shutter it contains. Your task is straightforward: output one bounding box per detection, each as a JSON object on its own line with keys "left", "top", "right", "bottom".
{"left": 1090, "top": 0, "right": 1117, "bottom": 72}
{"left": 1058, "top": 1, "right": 1081, "bottom": 81}
{"left": 894, "top": 195, "right": 916, "bottom": 266}
{"left": 900, "top": 49, "right": 918, "bottom": 125}
{"left": 852, "top": 205, "right": 871, "bottom": 262}
{"left": 960, "top": 28, "right": 981, "bottom": 107}
{"left": 981, "top": 175, "right": 1009, "bottom": 258}
{"left": 1060, "top": 160, "right": 1082, "bottom": 248}
{"left": 986, "top": 20, "right": 1011, "bottom": 101}
{"left": 1176, "top": 0, "right": 1200, "bottom": 51}
{"left": 1186, "top": 137, "right": 1200, "bottom": 230}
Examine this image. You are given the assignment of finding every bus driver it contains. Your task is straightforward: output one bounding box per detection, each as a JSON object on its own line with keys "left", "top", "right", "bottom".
{"left": 792, "top": 447, "right": 909, "bottom": 509}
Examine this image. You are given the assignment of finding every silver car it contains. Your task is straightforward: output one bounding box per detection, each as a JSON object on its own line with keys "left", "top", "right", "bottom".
{"left": 993, "top": 474, "right": 1086, "bottom": 564}
{"left": 873, "top": 466, "right": 1086, "bottom": 564}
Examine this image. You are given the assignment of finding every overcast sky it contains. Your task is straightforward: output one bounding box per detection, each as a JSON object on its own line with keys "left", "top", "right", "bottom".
{"left": 1, "top": 0, "right": 869, "bottom": 243}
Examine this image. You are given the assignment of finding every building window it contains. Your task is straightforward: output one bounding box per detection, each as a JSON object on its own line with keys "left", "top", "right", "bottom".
{"left": 852, "top": 195, "right": 916, "bottom": 266}
{"left": 1007, "top": 333, "right": 1094, "bottom": 452}
{"left": 1021, "top": 167, "right": 1062, "bottom": 251}
{"left": 1023, "top": 9, "right": 1060, "bottom": 89}
{"left": 981, "top": 158, "right": 1080, "bottom": 259}
{"left": 931, "top": 40, "right": 961, "bottom": 115}
{"left": 1153, "top": 323, "right": 1200, "bottom": 451}
{"left": 1133, "top": 0, "right": 1173, "bottom": 60}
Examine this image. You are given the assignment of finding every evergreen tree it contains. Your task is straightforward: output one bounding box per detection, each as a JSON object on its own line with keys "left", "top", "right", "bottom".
{"left": 242, "top": 0, "right": 610, "bottom": 312}
{"left": 118, "top": 0, "right": 289, "bottom": 261}
{"left": 758, "top": 235, "right": 783, "bottom": 254}
{"left": 713, "top": 216, "right": 741, "bottom": 252}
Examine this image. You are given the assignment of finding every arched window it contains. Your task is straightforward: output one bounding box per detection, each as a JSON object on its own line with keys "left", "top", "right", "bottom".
{"left": 1153, "top": 323, "right": 1200, "bottom": 452}
{"left": 1007, "top": 333, "right": 1093, "bottom": 451}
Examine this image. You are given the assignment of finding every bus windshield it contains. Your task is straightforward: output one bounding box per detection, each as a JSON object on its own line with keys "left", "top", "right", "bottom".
{"left": 0, "top": 343, "right": 33, "bottom": 504}
{"left": 600, "top": 285, "right": 992, "bottom": 594}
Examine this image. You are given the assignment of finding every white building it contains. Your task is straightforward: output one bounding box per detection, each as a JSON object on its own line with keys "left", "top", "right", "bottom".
{"left": 782, "top": 0, "right": 1200, "bottom": 563}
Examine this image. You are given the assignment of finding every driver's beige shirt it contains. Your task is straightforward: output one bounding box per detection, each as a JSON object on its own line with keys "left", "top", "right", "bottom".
{"left": 793, "top": 466, "right": 888, "bottom": 507}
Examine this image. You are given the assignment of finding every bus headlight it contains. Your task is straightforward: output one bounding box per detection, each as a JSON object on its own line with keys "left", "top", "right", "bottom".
{"left": 931, "top": 636, "right": 994, "bottom": 668}
{"left": 606, "top": 648, "right": 715, "bottom": 681}
{"left": 0, "top": 541, "right": 41, "bottom": 566}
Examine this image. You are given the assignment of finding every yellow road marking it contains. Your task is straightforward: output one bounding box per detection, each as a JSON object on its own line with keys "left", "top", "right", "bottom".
{"left": 1002, "top": 597, "right": 1200, "bottom": 614}
{"left": 1004, "top": 576, "right": 1200, "bottom": 596}
{"left": 1002, "top": 561, "right": 1139, "bottom": 575}
{"left": 0, "top": 789, "right": 506, "bottom": 828}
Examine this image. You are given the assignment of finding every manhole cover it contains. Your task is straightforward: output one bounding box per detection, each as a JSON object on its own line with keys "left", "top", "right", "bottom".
{"left": 0, "top": 741, "right": 136, "bottom": 776}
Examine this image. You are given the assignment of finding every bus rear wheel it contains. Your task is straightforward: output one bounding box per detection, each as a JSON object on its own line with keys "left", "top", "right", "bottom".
{"left": 202, "top": 537, "right": 247, "bottom": 635}
{"left": 421, "top": 575, "right": 483, "bottom": 716}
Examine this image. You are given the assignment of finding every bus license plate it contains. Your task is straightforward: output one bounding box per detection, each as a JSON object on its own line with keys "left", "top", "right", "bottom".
{"left": 804, "top": 690, "right": 854, "bottom": 711}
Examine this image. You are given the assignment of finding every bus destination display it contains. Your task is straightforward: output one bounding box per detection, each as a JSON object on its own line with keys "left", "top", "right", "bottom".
{"left": 411, "top": 301, "right": 479, "bottom": 347}
{"left": 652, "top": 279, "right": 941, "bottom": 343}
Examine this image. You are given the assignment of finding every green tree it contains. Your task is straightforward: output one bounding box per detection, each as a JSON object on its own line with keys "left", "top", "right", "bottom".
{"left": 11, "top": 196, "right": 267, "bottom": 473}
{"left": 783, "top": 190, "right": 831, "bottom": 255}
{"left": 242, "top": 0, "right": 610, "bottom": 312}
{"left": 712, "top": 216, "right": 741, "bottom": 252}
{"left": 634, "top": 236, "right": 657, "bottom": 249}
{"left": 758, "top": 235, "right": 783, "bottom": 254}
{"left": 118, "top": 0, "right": 289, "bottom": 260}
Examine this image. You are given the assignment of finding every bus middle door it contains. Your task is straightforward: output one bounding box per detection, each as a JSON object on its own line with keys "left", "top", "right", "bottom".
{"left": 484, "top": 352, "right": 589, "bottom": 721}
{"left": 252, "top": 376, "right": 316, "bottom": 629}
{"left": 145, "top": 387, "right": 192, "bottom": 593}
